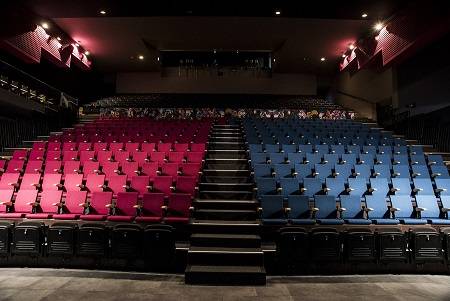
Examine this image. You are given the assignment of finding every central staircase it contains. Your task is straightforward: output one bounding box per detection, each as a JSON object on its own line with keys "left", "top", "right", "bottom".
{"left": 185, "top": 122, "right": 266, "bottom": 285}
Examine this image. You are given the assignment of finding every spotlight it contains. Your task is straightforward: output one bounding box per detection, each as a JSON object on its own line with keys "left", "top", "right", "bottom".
{"left": 84, "top": 51, "right": 90, "bottom": 56}
{"left": 362, "top": 13, "right": 368, "bottom": 18}
{"left": 273, "top": 58, "right": 276, "bottom": 62}
{"left": 374, "top": 22, "right": 383, "bottom": 31}
{"left": 41, "top": 22, "right": 49, "bottom": 29}
{"left": 342, "top": 54, "right": 347, "bottom": 58}
{"left": 375, "top": 35, "right": 380, "bottom": 41}
{"left": 56, "top": 37, "right": 62, "bottom": 41}
{"left": 348, "top": 44, "right": 355, "bottom": 50}
{"left": 100, "top": 10, "right": 107, "bottom": 15}
{"left": 213, "top": 49, "right": 217, "bottom": 54}
{"left": 138, "top": 55, "right": 144, "bottom": 60}
{"left": 275, "top": 10, "right": 281, "bottom": 15}
{"left": 320, "top": 57, "right": 326, "bottom": 62}
{"left": 157, "top": 57, "right": 160, "bottom": 61}
{"left": 75, "top": 43, "right": 79, "bottom": 47}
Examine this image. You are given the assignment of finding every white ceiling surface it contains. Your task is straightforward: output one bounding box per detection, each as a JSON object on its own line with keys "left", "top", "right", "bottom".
{"left": 54, "top": 16, "right": 371, "bottom": 72}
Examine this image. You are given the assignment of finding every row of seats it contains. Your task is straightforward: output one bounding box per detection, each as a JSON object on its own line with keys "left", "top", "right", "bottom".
{"left": 0, "top": 190, "right": 192, "bottom": 223}
{"left": 255, "top": 177, "right": 450, "bottom": 198}
{"left": 259, "top": 194, "right": 450, "bottom": 225}
{"left": 0, "top": 221, "right": 176, "bottom": 259}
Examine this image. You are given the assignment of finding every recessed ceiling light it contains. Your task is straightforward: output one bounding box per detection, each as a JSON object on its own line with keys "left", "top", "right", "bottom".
{"left": 273, "top": 58, "right": 276, "bottom": 62}
{"left": 157, "top": 57, "right": 160, "bottom": 61}
{"left": 84, "top": 51, "right": 90, "bottom": 56}
{"left": 374, "top": 22, "right": 384, "bottom": 31}
{"left": 41, "top": 22, "right": 49, "bottom": 29}
{"left": 342, "top": 54, "right": 347, "bottom": 58}
{"left": 100, "top": 10, "right": 106, "bottom": 15}
{"left": 362, "top": 13, "right": 368, "bottom": 18}
{"left": 138, "top": 55, "right": 144, "bottom": 60}
{"left": 56, "top": 37, "right": 62, "bottom": 41}
{"left": 348, "top": 44, "right": 355, "bottom": 50}
{"left": 320, "top": 57, "right": 326, "bottom": 62}
{"left": 275, "top": 10, "right": 281, "bottom": 15}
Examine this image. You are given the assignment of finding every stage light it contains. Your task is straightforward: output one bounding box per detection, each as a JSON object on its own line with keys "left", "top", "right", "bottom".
{"left": 100, "top": 10, "right": 107, "bottom": 15}
{"left": 342, "top": 54, "right": 346, "bottom": 58}
{"left": 375, "top": 35, "right": 380, "bottom": 41}
{"left": 41, "top": 22, "right": 49, "bottom": 29}
{"left": 84, "top": 51, "right": 90, "bottom": 56}
{"left": 275, "top": 10, "right": 281, "bottom": 15}
{"left": 320, "top": 57, "right": 326, "bottom": 62}
{"left": 362, "top": 13, "right": 368, "bottom": 18}
{"left": 138, "top": 55, "right": 144, "bottom": 60}
{"left": 157, "top": 57, "right": 160, "bottom": 61}
{"left": 374, "top": 22, "right": 383, "bottom": 31}
{"left": 56, "top": 37, "right": 62, "bottom": 41}
{"left": 75, "top": 43, "right": 79, "bottom": 47}
{"left": 348, "top": 44, "right": 355, "bottom": 50}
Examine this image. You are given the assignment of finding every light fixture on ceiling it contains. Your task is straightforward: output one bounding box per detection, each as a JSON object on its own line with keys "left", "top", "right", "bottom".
{"left": 157, "top": 57, "right": 160, "bottom": 61}
{"left": 74, "top": 43, "right": 79, "bottom": 47}
{"left": 273, "top": 58, "right": 276, "bottom": 62}
{"left": 84, "top": 51, "right": 90, "bottom": 56}
{"left": 348, "top": 44, "right": 355, "bottom": 50}
{"left": 320, "top": 57, "right": 326, "bottom": 62}
{"left": 56, "top": 37, "right": 62, "bottom": 41}
{"left": 361, "top": 13, "right": 368, "bottom": 18}
{"left": 275, "top": 10, "right": 281, "bottom": 15}
{"left": 41, "top": 22, "right": 49, "bottom": 29}
{"left": 213, "top": 49, "right": 217, "bottom": 54}
{"left": 342, "top": 53, "right": 347, "bottom": 58}
{"left": 374, "top": 22, "right": 384, "bottom": 31}
{"left": 138, "top": 55, "right": 144, "bottom": 60}
{"left": 100, "top": 10, "right": 107, "bottom": 15}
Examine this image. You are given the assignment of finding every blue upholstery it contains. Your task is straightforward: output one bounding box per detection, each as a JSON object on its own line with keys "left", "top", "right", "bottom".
{"left": 330, "top": 145, "right": 345, "bottom": 155}
{"left": 269, "top": 153, "right": 286, "bottom": 164}
{"left": 347, "top": 178, "right": 367, "bottom": 197}
{"left": 373, "top": 164, "right": 391, "bottom": 179}
{"left": 314, "top": 163, "right": 332, "bottom": 181}
{"left": 282, "top": 144, "right": 297, "bottom": 153}
{"left": 249, "top": 144, "right": 263, "bottom": 153}
{"left": 365, "top": 195, "right": 398, "bottom": 224}
{"left": 260, "top": 195, "right": 287, "bottom": 225}
{"left": 362, "top": 145, "right": 377, "bottom": 155}
{"left": 256, "top": 178, "right": 277, "bottom": 196}
{"left": 393, "top": 154, "right": 409, "bottom": 165}
{"left": 392, "top": 165, "right": 410, "bottom": 178}
{"left": 378, "top": 146, "right": 393, "bottom": 155}
{"left": 299, "top": 144, "right": 313, "bottom": 154}
{"left": 334, "top": 163, "right": 353, "bottom": 179}
{"left": 279, "top": 178, "right": 300, "bottom": 196}
{"left": 254, "top": 164, "right": 272, "bottom": 178}
{"left": 273, "top": 164, "right": 293, "bottom": 179}
{"left": 394, "top": 146, "right": 408, "bottom": 154}
{"left": 410, "top": 154, "right": 426, "bottom": 165}
{"left": 391, "top": 178, "right": 411, "bottom": 195}
{"left": 302, "top": 178, "right": 323, "bottom": 198}
{"left": 341, "top": 153, "right": 357, "bottom": 165}
{"left": 359, "top": 154, "right": 375, "bottom": 167}
{"left": 413, "top": 178, "right": 434, "bottom": 195}
{"left": 294, "top": 163, "right": 312, "bottom": 179}
{"left": 287, "top": 153, "right": 304, "bottom": 164}
{"left": 305, "top": 153, "right": 322, "bottom": 165}
{"left": 431, "top": 165, "right": 450, "bottom": 179}
{"left": 427, "top": 154, "right": 445, "bottom": 166}
{"left": 415, "top": 195, "right": 443, "bottom": 224}
{"left": 435, "top": 179, "right": 450, "bottom": 195}
{"left": 250, "top": 153, "right": 267, "bottom": 166}
{"left": 411, "top": 165, "right": 429, "bottom": 178}
{"left": 340, "top": 195, "right": 369, "bottom": 224}
{"left": 314, "top": 195, "right": 343, "bottom": 225}
{"left": 315, "top": 144, "right": 329, "bottom": 154}
{"left": 369, "top": 178, "right": 389, "bottom": 196}
{"left": 376, "top": 154, "right": 392, "bottom": 167}
{"left": 347, "top": 145, "right": 361, "bottom": 154}
{"left": 287, "top": 195, "right": 315, "bottom": 224}
{"left": 325, "top": 178, "right": 345, "bottom": 197}
{"left": 265, "top": 144, "right": 280, "bottom": 153}
{"left": 409, "top": 145, "right": 424, "bottom": 155}
{"left": 324, "top": 153, "right": 339, "bottom": 165}
{"left": 390, "top": 195, "right": 426, "bottom": 224}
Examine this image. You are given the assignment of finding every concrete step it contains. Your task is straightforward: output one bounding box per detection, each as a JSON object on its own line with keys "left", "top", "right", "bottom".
{"left": 193, "top": 199, "right": 258, "bottom": 210}
{"left": 185, "top": 264, "right": 266, "bottom": 285}
{"left": 190, "top": 233, "right": 261, "bottom": 248}
{"left": 194, "top": 209, "right": 257, "bottom": 221}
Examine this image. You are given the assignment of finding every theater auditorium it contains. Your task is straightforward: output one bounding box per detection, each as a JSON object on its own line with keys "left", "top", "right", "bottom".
{"left": 1, "top": 1, "right": 450, "bottom": 300}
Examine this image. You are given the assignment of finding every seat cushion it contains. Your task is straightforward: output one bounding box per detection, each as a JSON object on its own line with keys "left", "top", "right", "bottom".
{"left": 0, "top": 213, "right": 25, "bottom": 218}
{"left": 345, "top": 219, "right": 372, "bottom": 225}
{"left": 135, "top": 216, "right": 163, "bottom": 223}
{"left": 53, "top": 214, "right": 80, "bottom": 220}
{"left": 317, "top": 219, "right": 344, "bottom": 225}
{"left": 80, "top": 214, "right": 107, "bottom": 221}
{"left": 262, "top": 218, "right": 288, "bottom": 225}
{"left": 373, "top": 219, "right": 400, "bottom": 225}
{"left": 107, "top": 215, "right": 135, "bottom": 222}
{"left": 428, "top": 218, "right": 450, "bottom": 225}
{"left": 164, "top": 217, "right": 189, "bottom": 224}
{"left": 400, "top": 218, "right": 428, "bottom": 225}
{"left": 26, "top": 213, "right": 51, "bottom": 219}
{"left": 290, "top": 219, "right": 315, "bottom": 225}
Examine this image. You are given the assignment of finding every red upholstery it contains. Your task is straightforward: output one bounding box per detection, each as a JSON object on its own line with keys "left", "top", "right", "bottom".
{"left": 114, "top": 151, "right": 130, "bottom": 165}
{"left": 78, "top": 142, "right": 92, "bottom": 151}
{"left": 24, "top": 160, "right": 43, "bottom": 174}
{"left": 13, "top": 189, "right": 38, "bottom": 215}
{"left": 161, "top": 163, "right": 179, "bottom": 177}
{"left": 0, "top": 173, "right": 20, "bottom": 189}
{"left": 175, "top": 176, "right": 197, "bottom": 195}
{"left": 97, "top": 150, "right": 112, "bottom": 164}
{"left": 6, "top": 160, "right": 24, "bottom": 173}
{"left": 132, "top": 152, "right": 148, "bottom": 166}
{"left": 93, "top": 142, "right": 108, "bottom": 152}
{"left": 62, "top": 142, "right": 77, "bottom": 151}
{"left": 42, "top": 174, "right": 62, "bottom": 191}
{"left": 62, "top": 150, "right": 78, "bottom": 162}
{"left": 48, "top": 142, "right": 61, "bottom": 151}
{"left": 79, "top": 150, "right": 95, "bottom": 162}
{"left": 85, "top": 174, "right": 105, "bottom": 193}
{"left": 54, "top": 190, "right": 86, "bottom": 219}
{"left": 32, "top": 142, "right": 47, "bottom": 151}
{"left": 186, "top": 152, "right": 204, "bottom": 163}
{"left": 152, "top": 176, "right": 173, "bottom": 196}
{"left": 64, "top": 161, "right": 81, "bottom": 174}
{"left": 101, "top": 161, "right": 120, "bottom": 180}
{"left": 20, "top": 174, "right": 41, "bottom": 190}
{"left": 82, "top": 161, "right": 100, "bottom": 176}
{"left": 108, "top": 175, "right": 127, "bottom": 196}
{"left": 135, "top": 192, "right": 164, "bottom": 223}
{"left": 109, "top": 142, "right": 124, "bottom": 153}
{"left": 121, "top": 161, "right": 139, "bottom": 177}
{"left": 158, "top": 143, "right": 172, "bottom": 152}
{"left": 12, "top": 150, "right": 28, "bottom": 160}
{"left": 150, "top": 152, "right": 166, "bottom": 164}
{"left": 141, "top": 162, "right": 159, "bottom": 180}
{"left": 79, "top": 191, "right": 111, "bottom": 220}
{"left": 64, "top": 174, "right": 83, "bottom": 191}
{"left": 168, "top": 152, "right": 185, "bottom": 163}
{"left": 173, "top": 143, "right": 189, "bottom": 152}
{"left": 125, "top": 142, "right": 140, "bottom": 152}
{"left": 141, "top": 143, "right": 156, "bottom": 153}
{"left": 46, "top": 150, "right": 61, "bottom": 161}
{"left": 165, "top": 193, "right": 191, "bottom": 224}
{"left": 0, "top": 188, "right": 14, "bottom": 213}
{"left": 190, "top": 143, "right": 206, "bottom": 152}
{"left": 29, "top": 150, "right": 45, "bottom": 161}
{"left": 130, "top": 176, "right": 150, "bottom": 195}
{"left": 107, "top": 192, "right": 138, "bottom": 221}
{"left": 180, "top": 163, "right": 201, "bottom": 177}
{"left": 44, "top": 161, "right": 62, "bottom": 174}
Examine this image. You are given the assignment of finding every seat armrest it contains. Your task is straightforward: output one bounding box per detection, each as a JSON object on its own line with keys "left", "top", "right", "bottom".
{"left": 416, "top": 207, "right": 426, "bottom": 212}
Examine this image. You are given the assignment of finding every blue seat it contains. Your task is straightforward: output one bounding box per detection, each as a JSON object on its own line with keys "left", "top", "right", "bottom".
{"left": 279, "top": 178, "right": 300, "bottom": 196}
{"left": 287, "top": 195, "right": 315, "bottom": 225}
{"left": 375, "top": 154, "right": 392, "bottom": 167}
{"left": 393, "top": 154, "right": 409, "bottom": 165}
{"left": 354, "top": 164, "right": 371, "bottom": 180}
{"left": 302, "top": 178, "right": 323, "bottom": 198}
{"left": 314, "top": 163, "right": 332, "bottom": 181}
{"left": 410, "top": 154, "right": 426, "bottom": 165}
{"left": 255, "top": 178, "right": 278, "bottom": 196}
{"left": 347, "top": 178, "right": 367, "bottom": 197}
{"left": 358, "top": 154, "right": 374, "bottom": 167}
{"left": 323, "top": 154, "right": 339, "bottom": 165}
{"left": 411, "top": 165, "right": 429, "bottom": 178}
{"left": 340, "top": 195, "right": 370, "bottom": 224}
{"left": 373, "top": 164, "right": 391, "bottom": 179}
{"left": 294, "top": 163, "right": 312, "bottom": 179}
{"left": 365, "top": 195, "right": 398, "bottom": 224}
{"left": 273, "top": 164, "right": 294, "bottom": 179}
{"left": 269, "top": 153, "right": 286, "bottom": 164}
{"left": 265, "top": 144, "right": 280, "bottom": 153}
{"left": 259, "top": 195, "right": 287, "bottom": 225}
{"left": 287, "top": 153, "right": 304, "bottom": 164}
{"left": 415, "top": 195, "right": 449, "bottom": 225}
{"left": 250, "top": 153, "right": 267, "bottom": 166}
{"left": 305, "top": 153, "right": 322, "bottom": 165}
{"left": 427, "top": 154, "right": 445, "bottom": 166}
{"left": 347, "top": 145, "right": 361, "bottom": 154}
{"left": 282, "top": 144, "right": 297, "bottom": 154}
{"left": 394, "top": 146, "right": 408, "bottom": 154}
{"left": 409, "top": 145, "right": 424, "bottom": 155}
{"left": 315, "top": 145, "right": 329, "bottom": 154}
{"left": 435, "top": 179, "right": 450, "bottom": 195}
{"left": 330, "top": 145, "right": 345, "bottom": 155}
{"left": 334, "top": 163, "right": 353, "bottom": 179}
{"left": 299, "top": 145, "right": 313, "bottom": 154}
{"left": 391, "top": 178, "right": 411, "bottom": 195}
{"left": 378, "top": 146, "right": 393, "bottom": 155}
{"left": 369, "top": 178, "right": 389, "bottom": 197}
{"left": 431, "top": 165, "right": 450, "bottom": 179}
{"left": 253, "top": 164, "right": 272, "bottom": 178}
{"left": 325, "top": 178, "right": 345, "bottom": 197}
{"left": 392, "top": 165, "right": 410, "bottom": 178}
{"left": 249, "top": 144, "right": 263, "bottom": 153}
{"left": 362, "top": 145, "right": 377, "bottom": 155}
{"left": 440, "top": 195, "right": 450, "bottom": 217}
{"left": 390, "top": 195, "right": 426, "bottom": 225}
{"left": 413, "top": 178, "right": 434, "bottom": 195}
{"left": 314, "top": 195, "right": 343, "bottom": 225}
{"left": 341, "top": 153, "right": 357, "bottom": 165}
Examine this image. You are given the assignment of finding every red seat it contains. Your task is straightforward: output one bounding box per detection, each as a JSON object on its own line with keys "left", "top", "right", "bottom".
{"left": 44, "top": 161, "right": 62, "bottom": 174}
{"left": 6, "top": 160, "right": 24, "bottom": 173}
{"left": 46, "top": 150, "right": 61, "bottom": 161}
{"left": 125, "top": 142, "right": 140, "bottom": 152}
{"left": 190, "top": 143, "right": 206, "bottom": 152}
{"left": 79, "top": 150, "right": 95, "bottom": 162}
{"left": 157, "top": 143, "right": 172, "bottom": 152}
{"left": 62, "top": 150, "right": 78, "bottom": 162}
{"left": 108, "top": 175, "right": 127, "bottom": 196}
{"left": 12, "top": 150, "right": 28, "bottom": 160}
{"left": 121, "top": 161, "right": 139, "bottom": 177}
{"left": 24, "top": 160, "right": 43, "bottom": 174}
{"left": 54, "top": 190, "right": 87, "bottom": 220}
{"left": 85, "top": 174, "right": 105, "bottom": 193}
{"left": 114, "top": 151, "right": 130, "bottom": 165}
{"left": 0, "top": 188, "right": 14, "bottom": 214}
{"left": 97, "top": 150, "right": 113, "bottom": 165}
{"left": 64, "top": 174, "right": 83, "bottom": 191}
{"left": 161, "top": 163, "right": 179, "bottom": 177}
{"left": 93, "top": 142, "right": 108, "bottom": 152}
{"left": 78, "top": 142, "right": 92, "bottom": 151}
{"left": 165, "top": 193, "right": 192, "bottom": 224}
{"left": 109, "top": 142, "right": 124, "bottom": 153}
{"left": 135, "top": 193, "right": 164, "bottom": 223}
{"left": 175, "top": 176, "right": 197, "bottom": 195}
{"left": 80, "top": 191, "right": 112, "bottom": 221}
{"left": 2, "top": 190, "right": 38, "bottom": 218}
{"left": 141, "top": 162, "right": 159, "bottom": 181}
{"left": 173, "top": 143, "right": 189, "bottom": 152}
{"left": 180, "top": 163, "right": 201, "bottom": 177}
{"left": 32, "top": 142, "right": 47, "bottom": 151}
{"left": 42, "top": 174, "right": 62, "bottom": 191}
{"left": 132, "top": 152, "right": 149, "bottom": 166}
{"left": 47, "top": 142, "right": 61, "bottom": 151}
{"left": 101, "top": 161, "right": 120, "bottom": 180}
{"left": 141, "top": 142, "right": 156, "bottom": 153}
{"left": 82, "top": 161, "right": 100, "bottom": 176}
{"left": 168, "top": 152, "right": 185, "bottom": 163}
{"left": 29, "top": 150, "right": 45, "bottom": 161}
{"left": 186, "top": 152, "right": 204, "bottom": 163}
{"left": 150, "top": 152, "right": 166, "bottom": 164}
{"left": 130, "top": 176, "right": 150, "bottom": 195}
{"left": 0, "top": 173, "right": 20, "bottom": 190}
{"left": 63, "top": 161, "right": 81, "bottom": 175}
{"left": 107, "top": 192, "right": 138, "bottom": 222}
{"left": 20, "top": 174, "right": 41, "bottom": 190}
{"left": 62, "top": 142, "right": 77, "bottom": 151}
{"left": 152, "top": 176, "right": 173, "bottom": 197}
{"left": 26, "top": 190, "right": 62, "bottom": 219}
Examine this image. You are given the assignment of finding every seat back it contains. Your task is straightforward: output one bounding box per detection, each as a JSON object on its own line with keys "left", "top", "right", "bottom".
{"left": 115, "top": 192, "right": 138, "bottom": 216}
{"left": 141, "top": 193, "right": 164, "bottom": 217}
{"left": 167, "top": 193, "right": 191, "bottom": 217}
{"left": 64, "top": 174, "right": 83, "bottom": 191}
{"left": 64, "top": 191, "right": 87, "bottom": 214}
{"left": 260, "top": 195, "right": 285, "bottom": 219}
{"left": 14, "top": 190, "right": 38, "bottom": 213}
{"left": 130, "top": 176, "right": 150, "bottom": 195}
{"left": 0, "top": 189, "right": 14, "bottom": 213}
{"left": 314, "top": 195, "right": 338, "bottom": 219}
{"left": 340, "top": 195, "right": 363, "bottom": 219}
{"left": 20, "top": 174, "right": 40, "bottom": 190}
{"left": 176, "top": 176, "right": 196, "bottom": 195}
{"left": 39, "top": 190, "right": 62, "bottom": 213}
{"left": 89, "top": 192, "right": 112, "bottom": 215}
{"left": 287, "top": 195, "right": 310, "bottom": 219}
